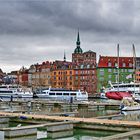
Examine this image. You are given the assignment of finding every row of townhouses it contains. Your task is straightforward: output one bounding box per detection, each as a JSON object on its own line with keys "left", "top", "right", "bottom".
{"left": 1, "top": 32, "right": 140, "bottom": 94}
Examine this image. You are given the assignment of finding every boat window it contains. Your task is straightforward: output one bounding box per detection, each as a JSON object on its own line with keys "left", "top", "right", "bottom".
{"left": 63, "top": 93, "right": 69, "bottom": 96}
{"left": 49, "top": 92, "right": 55, "bottom": 95}
{"left": 70, "top": 93, "right": 76, "bottom": 96}
{"left": 0, "top": 86, "right": 7, "bottom": 88}
{"left": 0, "top": 91, "right": 13, "bottom": 93}
{"left": 56, "top": 93, "right": 62, "bottom": 95}
{"left": 82, "top": 92, "right": 86, "bottom": 95}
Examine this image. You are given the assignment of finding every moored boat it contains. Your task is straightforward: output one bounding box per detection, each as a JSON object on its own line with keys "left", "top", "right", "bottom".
{"left": 0, "top": 85, "right": 33, "bottom": 98}
{"left": 35, "top": 88, "right": 88, "bottom": 101}
{"left": 106, "top": 91, "right": 132, "bottom": 100}
{"left": 121, "top": 105, "right": 140, "bottom": 111}
{"left": 120, "top": 97, "right": 140, "bottom": 111}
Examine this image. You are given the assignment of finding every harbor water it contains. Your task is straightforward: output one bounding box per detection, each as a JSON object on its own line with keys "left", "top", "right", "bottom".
{"left": 0, "top": 98, "right": 140, "bottom": 139}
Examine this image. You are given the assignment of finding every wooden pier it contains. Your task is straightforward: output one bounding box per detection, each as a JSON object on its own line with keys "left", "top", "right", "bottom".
{"left": 0, "top": 111, "right": 140, "bottom": 132}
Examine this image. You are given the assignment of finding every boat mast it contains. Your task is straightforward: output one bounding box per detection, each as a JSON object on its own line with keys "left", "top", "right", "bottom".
{"left": 132, "top": 44, "right": 136, "bottom": 83}
{"left": 133, "top": 44, "right": 136, "bottom": 94}
{"left": 117, "top": 44, "right": 119, "bottom": 92}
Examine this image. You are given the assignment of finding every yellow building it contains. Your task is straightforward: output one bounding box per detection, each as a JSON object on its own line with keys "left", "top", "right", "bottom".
{"left": 51, "top": 61, "right": 76, "bottom": 90}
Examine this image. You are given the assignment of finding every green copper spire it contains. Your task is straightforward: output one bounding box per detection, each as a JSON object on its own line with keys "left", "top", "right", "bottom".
{"left": 76, "top": 31, "right": 80, "bottom": 46}
{"left": 74, "top": 30, "right": 83, "bottom": 54}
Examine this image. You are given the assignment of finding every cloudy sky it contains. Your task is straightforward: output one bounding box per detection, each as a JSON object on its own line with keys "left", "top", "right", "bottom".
{"left": 0, "top": 0, "right": 140, "bottom": 73}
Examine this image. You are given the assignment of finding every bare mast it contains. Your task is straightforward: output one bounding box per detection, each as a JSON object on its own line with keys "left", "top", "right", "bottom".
{"left": 117, "top": 44, "right": 119, "bottom": 92}
{"left": 133, "top": 44, "right": 136, "bottom": 94}
{"left": 132, "top": 44, "right": 136, "bottom": 82}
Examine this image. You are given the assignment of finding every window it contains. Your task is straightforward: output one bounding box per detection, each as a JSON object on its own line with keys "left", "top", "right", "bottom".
{"left": 100, "top": 69, "right": 104, "bottom": 72}
{"left": 75, "top": 71, "right": 78, "bottom": 74}
{"left": 100, "top": 71, "right": 104, "bottom": 76}
{"left": 108, "top": 62, "right": 112, "bottom": 67}
{"left": 87, "top": 65, "right": 90, "bottom": 68}
{"left": 123, "top": 63, "right": 126, "bottom": 67}
{"left": 115, "top": 63, "right": 118, "bottom": 68}
{"left": 56, "top": 93, "right": 62, "bottom": 95}
{"left": 99, "top": 77, "right": 104, "bottom": 81}
{"left": 108, "top": 75, "right": 112, "bottom": 79}
{"left": 129, "top": 63, "right": 132, "bottom": 67}
{"left": 128, "top": 69, "right": 133, "bottom": 72}
{"left": 108, "top": 69, "right": 112, "bottom": 72}
{"left": 71, "top": 93, "right": 76, "bottom": 96}
{"left": 114, "top": 69, "right": 117, "bottom": 73}
{"left": 49, "top": 92, "right": 55, "bottom": 95}
{"left": 80, "top": 65, "right": 84, "bottom": 69}
{"left": 63, "top": 93, "right": 69, "bottom": 96}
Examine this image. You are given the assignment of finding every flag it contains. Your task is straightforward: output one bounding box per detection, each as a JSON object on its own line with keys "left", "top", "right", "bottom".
{"left": 126, "top": 74, "right": 132, "bottom": 79}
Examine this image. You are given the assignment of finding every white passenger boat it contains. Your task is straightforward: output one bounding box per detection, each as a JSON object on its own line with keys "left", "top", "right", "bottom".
{"left": 35, "top": 88, "right": 88, "bottom": 101}
{"left": 105, "top": 82, "right": 140, "bottom": 94}
{"left": 103, "top": 82, "right": 140, "bottom": 100}
{"left": 0, "top": 85, "right": 33, "bottom": 98}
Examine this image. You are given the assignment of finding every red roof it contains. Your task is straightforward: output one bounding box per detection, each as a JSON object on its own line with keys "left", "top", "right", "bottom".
{"left": 98, "top": 56, "right": 133, "bottom": 68}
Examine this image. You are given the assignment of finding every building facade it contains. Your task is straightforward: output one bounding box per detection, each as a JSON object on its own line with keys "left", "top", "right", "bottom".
{"left": 136, "top": 57, "right": 140, "bottom": 82}
{"left": 97, "top": 56, "right": 134, "bottom": 92}
{"left": 29, "top": 62, "right": 51, "bottom": 89}
{"left": 72, "top": 32, "right": 97, "bottom": 94}
{"left": 51, "top": 60, "right": 75, "bottom": 90}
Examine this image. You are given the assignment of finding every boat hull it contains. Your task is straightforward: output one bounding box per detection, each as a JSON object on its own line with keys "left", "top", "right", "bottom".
{"left": 106, "top": 91, "right": 132, "bottom": 100}
{"left": 121, "top": 105, "right": 140, "bottom": 111}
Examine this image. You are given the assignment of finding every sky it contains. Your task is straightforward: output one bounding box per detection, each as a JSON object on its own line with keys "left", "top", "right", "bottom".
{"left": 0, "top": 0, "right": 140, "bottom": 73}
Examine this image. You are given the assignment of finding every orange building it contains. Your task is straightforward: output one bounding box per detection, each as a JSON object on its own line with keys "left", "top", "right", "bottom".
{"left": 51, "top": 61, "right": 76, "bottom": 90}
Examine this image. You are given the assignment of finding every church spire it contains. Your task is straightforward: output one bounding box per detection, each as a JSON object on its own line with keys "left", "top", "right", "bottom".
{"left": 64, "top": 50, "right": 66, "bottom": 62}
{"left": 76, "top": 30, "right": 80, "bottom": 47}
{"left": 74, "top": 30, "right": 83, "bottom": 54}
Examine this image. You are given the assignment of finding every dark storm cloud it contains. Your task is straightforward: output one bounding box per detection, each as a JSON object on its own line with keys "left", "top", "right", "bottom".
{"left": 0, "top": 0, "right": 140, "bottom": 72}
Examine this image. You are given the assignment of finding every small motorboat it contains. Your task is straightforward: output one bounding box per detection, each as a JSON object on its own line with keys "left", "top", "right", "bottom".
{"left": 120, "top": 97, "right": 140, "bottom": 111}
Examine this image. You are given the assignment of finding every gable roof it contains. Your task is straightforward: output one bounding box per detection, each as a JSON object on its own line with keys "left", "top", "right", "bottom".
{"left": 98, "top": 56, "right": 133, "bottom": 68}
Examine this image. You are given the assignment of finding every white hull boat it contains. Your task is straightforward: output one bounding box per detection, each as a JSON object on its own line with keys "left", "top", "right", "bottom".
{"left": 0, "top": 85, "right": 33, "bottom": 98}
{"left": 36, "top": 88, "right": 88, "bottom": 101}
{"left": 121, "top": 105, "right": 140, "bottom": 111}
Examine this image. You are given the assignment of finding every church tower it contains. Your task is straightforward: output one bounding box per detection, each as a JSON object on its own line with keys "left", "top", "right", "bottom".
{"left": 72, "top": 31, "right": 83, "bottom": 64}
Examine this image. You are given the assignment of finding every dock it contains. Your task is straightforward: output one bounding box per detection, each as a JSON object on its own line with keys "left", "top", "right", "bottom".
{"left": 0, "top": 111, "right": 140, "bottom": 132}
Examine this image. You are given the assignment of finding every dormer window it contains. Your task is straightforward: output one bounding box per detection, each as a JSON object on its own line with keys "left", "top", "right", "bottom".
{"left": 115, "top": 63, "right": 118, "bottom": 68}
{"left": 129, "top": 63, "right": 132, "bottom": 67}
{"left": 123, "top": 63, "right": 126, "bottom": 67}
{"left": 80, "top": 65, "right": 84, "bottom": 69}
{"left": 108, "top": 62, "right": 112, "bottom": 67}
